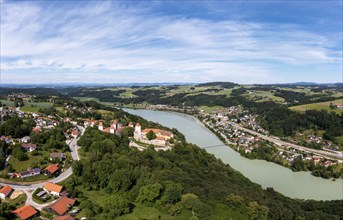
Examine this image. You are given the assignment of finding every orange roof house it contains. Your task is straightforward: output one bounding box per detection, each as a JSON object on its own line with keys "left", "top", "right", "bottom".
{"left": 12, "top": 205, "right": 38, "bottom": 220}
{"left": 43, "top": 182, "right": 63, "bottom": 195}
{"left": 54, "top": 215, "right": 75, "bottom": 220}
{"left": 0, "top": 185, "right": 13, "bottom": 199}
{"left": 44, "top": 164, "right": 59, "bottom": 175}
{"left": 47, "top": 197, "right": 76, "bottom": 216}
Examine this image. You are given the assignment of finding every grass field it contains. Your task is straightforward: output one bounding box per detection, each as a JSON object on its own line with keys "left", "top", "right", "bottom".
{"left": 245, "top": 91, "right": 285, "bottom": 103}
{"left": 4, "top": 193, "right": 27, "bottom": 207}
{"left": 9, "top": 150, "right": 50, "bottom": 172}
{"left": 290, "top": 99, "right": 343, "bottom": 114}
{"left": 0, "top": 99, "right": 16, "bottom": 107}
{"left": 20, "top": 101, "right": 53, "bottom": 113}
{"left": 73, "top": 97, "right": 100, "bottom": 102}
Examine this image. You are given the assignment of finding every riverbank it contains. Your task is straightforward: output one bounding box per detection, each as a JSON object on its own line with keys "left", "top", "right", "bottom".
{"left": 123, "top": 106, "right": 342, "bottom": 179}
{"left": 123, "top": 108, "right": 343, "bottom": 200}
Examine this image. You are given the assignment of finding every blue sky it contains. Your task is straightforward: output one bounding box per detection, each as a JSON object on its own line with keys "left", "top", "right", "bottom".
{"left": 1, "top": 0, "right": 342, "bottom": 84}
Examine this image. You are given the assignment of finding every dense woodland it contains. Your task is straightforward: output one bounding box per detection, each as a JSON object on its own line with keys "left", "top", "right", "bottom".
{"left": 62, "top": 127, "right": 343, "bottom": 219}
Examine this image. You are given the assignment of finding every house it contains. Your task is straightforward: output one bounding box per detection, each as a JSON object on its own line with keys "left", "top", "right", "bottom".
{"left": 0, "top": 135, "right": 12, "bottom": 144}
{"left": 50, "top": 152, "right": 65, "bottom": 161}
{"left": 20, "top": 136, "right": 31, "bottom": 143}
{"left": 84, "top": 119, "right": 98, "bottom": 127}
{"left": 46, "top": 197, "right": 76, "bottom": 216}
{"left": 12, "top": 205, "right": 38, "bottom": 220}
{"left": 54, "top": 215, "right": 75, "bottom": 220}
{"left": 21, "top": 143, "right": 37, "bottom": 152}
{"left": 43, "top": 182, "right": 63, "bottom": 196}
{"left": 71, "top": 130, "right": 78, "bottom": 138}
{"left": 32, "top": 126, "right": 42, "bottom": 133}
{"left": 18, "top": 168, "right": 41, "bottom": 178}
{"left": 0, "top": 185, "right": 13, "bottom": 199}
{"left": 43, "top": 164, "right": 60, "bottom": 176}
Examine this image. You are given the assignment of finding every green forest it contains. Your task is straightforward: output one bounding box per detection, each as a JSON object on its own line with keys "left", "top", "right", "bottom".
{"left": 62, "top": 126, "right": 342, "bottom": 219}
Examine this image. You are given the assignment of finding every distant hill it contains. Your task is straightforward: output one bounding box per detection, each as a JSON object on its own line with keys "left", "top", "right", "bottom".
{"left": 196, "top": 81, "right": 238, "bottom": 88}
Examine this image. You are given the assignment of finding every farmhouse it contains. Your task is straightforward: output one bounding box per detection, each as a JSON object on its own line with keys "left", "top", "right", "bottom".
{"left": 20, "top": 136, "right": 31, "bottom": 143}
{"left": 43, "top": 164, "right": 60, "bottom": 176}
{"left": 50, "top": 152, "right": 65, "bottom": 161}
{"left": 43, "top": 182, "right": 63, "bottom": 196}
{"left": 0, "top": 185, "right": 13, "bottom": 199}
{"left": 45, "top": 197, "right": 76, "bottom": 216}
{"left": 12, "top": 205, "right": 38, "bottom": 220}
{"left": 18, "top": 168, "right": 41, "bottom": 178}
{"left": 21, "top": 143, "right": 37, "bottom": 152}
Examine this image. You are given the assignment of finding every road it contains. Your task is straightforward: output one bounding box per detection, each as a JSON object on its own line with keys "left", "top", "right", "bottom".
{"left": 0, "top": 125, "right": 85, "bottom": 208}
{"left": 231, "top": 123, "right": 343, "bottom": 161}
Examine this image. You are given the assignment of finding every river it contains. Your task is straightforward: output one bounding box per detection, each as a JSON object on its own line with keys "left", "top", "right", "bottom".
{"left": 124, "top": 108, "right": 343, "bottom": 200}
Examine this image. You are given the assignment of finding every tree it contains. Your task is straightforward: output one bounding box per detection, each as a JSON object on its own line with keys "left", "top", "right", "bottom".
{"left": 160, "top": 181, "right": 183, "bottom": 204}
{"left": 136, "top": 183, "right": 163, "bottom": 205}
{"left": 103, "top": 194, "right": 130, "bottom": 218}
{"left": 13, "top": 147, "right": 28, "bottom": 161}
{"left": 146, "top": 130, "right": 157, "bottom": 140}
{"left": 247, "top": 201, "right": 269, "bottom": 220}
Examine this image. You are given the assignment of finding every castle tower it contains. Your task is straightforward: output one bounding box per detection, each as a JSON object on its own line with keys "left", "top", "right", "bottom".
{"left": 113, "top": 120, "right": 118, "bottom": 130}
{"left": 98, "top": 122, "right": 103, "bottom": 131}
{"left": 134, "top": 123, "right": 142, "bottom": 140}
{"left": 135, "top": 123, "right": 141, "bottom": 133}
{"left": 110, "top": 125, "right": 115, "bottom": 134}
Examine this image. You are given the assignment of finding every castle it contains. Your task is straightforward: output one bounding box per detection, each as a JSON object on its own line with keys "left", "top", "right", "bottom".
{"left": 133, "top": 123, "right": 173, "bottom": 146}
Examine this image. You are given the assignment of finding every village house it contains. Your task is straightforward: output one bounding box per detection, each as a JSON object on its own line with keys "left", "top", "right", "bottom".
{"left": 18, "top": 168, "right": 41, "bottom": 178}
{"left": 0, "top": 185, "right": 13, "bottom": 199}
{"left": 50, "top": 152, "right": 65, "bottom": 161}
{"left": 45, "top": 197, "right": 76, "bottom": 216}
{"left": 54, "top": 215, "right": 75, "bottom": 220}
{"left": 32, "top": 126, "right": 42, "bottom": 133}
{"left": 21, "top": 143, "right": 37, "bottom": 152}
{"left": 71, "top": 130, "right": 78, "bottom": 138}
{"left": 98, "top": 120, "right": 123, "bottom": 134}
{"left": 20, "top": 136, "right": 31, "bottom": 143}
{"left": 0, "top": 135, "right": 12, "bottom": 144}
{"left": 83, "top": 119, "right": 98, "bottom": 127}
{"left": 12, "top": 205, "right": 38, "bottom": 220}
{"left": 43, "top": 182, "right": 64, "bottom": 196}
{"left": 43, "top": 164, "right": 60, "bottom": 176}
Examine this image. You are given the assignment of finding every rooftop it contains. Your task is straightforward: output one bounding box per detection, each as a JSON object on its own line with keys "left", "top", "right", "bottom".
{"left": 43, "top": 182, "right": 63, "bottom": 193}
{"left": 12, "top": 205, "right": 37, "bottom": 220}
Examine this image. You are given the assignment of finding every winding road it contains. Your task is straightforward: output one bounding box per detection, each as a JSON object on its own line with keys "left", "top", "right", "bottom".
{"left": 0, "top": 125, "right": 85, "bottom": 209}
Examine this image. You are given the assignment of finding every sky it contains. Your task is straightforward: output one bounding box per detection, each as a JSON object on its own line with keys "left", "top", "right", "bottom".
{"left": 0, "top": 0, "right": 342, "bottom": 84}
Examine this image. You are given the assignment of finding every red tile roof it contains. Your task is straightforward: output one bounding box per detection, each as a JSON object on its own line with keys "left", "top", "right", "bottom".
{"left": 143, "top": 128, "right": 173, "bottom": 137}
{"left": 54, "top": 215, "right": 75, "bottom": 220}
{"left": 44, "top": 164, "right": 59, "bottom": 174}
{"left": 49, "top": 197, "right": 76, "bottom": 215}
{"left": 0, "top": 185, "right": 13, "bottom": 196}
{"left": 12, "top": 205, "right": 37, "bottom": 220}
{"left": 43, "top": 182, "right": 63, "bottom": 193}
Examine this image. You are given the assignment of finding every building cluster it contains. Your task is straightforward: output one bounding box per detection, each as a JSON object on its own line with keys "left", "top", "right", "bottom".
{"left": 7, "top": 152, "right": 64, "bottom": 179}
{"left": 147, "top": 104, "right": 199, "bottom": 114}
{"left": 0, "top": 182, "right": 77, "bottom": 220}
{"left": 203, "top": 106, "right": 340, "bottom": 168}
{"left": 133, "top": 123, "right": 174, "bottom": 148}
{"left": 7, "top": 93, "right": 33, "bottom": 99}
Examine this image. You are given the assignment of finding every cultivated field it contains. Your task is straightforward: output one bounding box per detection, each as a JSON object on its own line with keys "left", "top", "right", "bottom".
{"left": 290, "top": 99, "right": 343, "bottom": 114}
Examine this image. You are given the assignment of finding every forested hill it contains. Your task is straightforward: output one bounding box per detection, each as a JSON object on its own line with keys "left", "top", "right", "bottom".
{"left": 65, "top": 125, "right": 342, "bottom": 219}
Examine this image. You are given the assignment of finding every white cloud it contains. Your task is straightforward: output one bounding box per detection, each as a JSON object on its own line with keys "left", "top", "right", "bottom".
{"left": 0, "top": 1, "right": 341, "bottom": 83}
